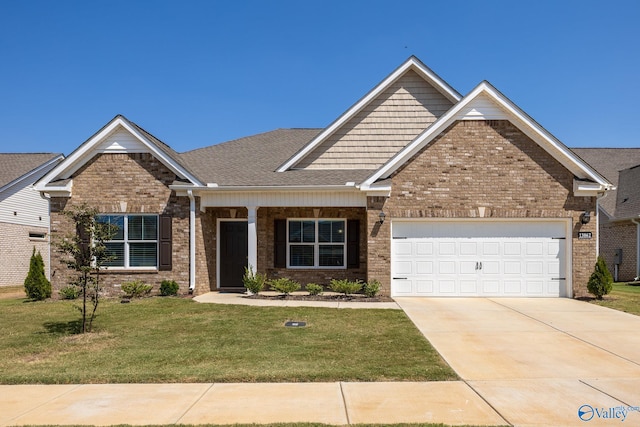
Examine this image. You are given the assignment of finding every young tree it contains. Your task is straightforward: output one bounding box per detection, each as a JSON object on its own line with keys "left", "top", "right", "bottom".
{"left": 57, "top": 204, "right": 117, "bottom": 333}
{"left": 24, "top": 247, "right": 51, "bottom": 300}
{"left": 587, "top": 255, "right": 614, "bottom": 300}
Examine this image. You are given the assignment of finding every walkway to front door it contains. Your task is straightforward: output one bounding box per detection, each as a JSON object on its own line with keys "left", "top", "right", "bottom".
{"left": 219, "top": 221, "right": 248, "bottom": 288}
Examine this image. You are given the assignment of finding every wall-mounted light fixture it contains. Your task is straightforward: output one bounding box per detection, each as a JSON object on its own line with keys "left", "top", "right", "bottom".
{"left": 378, "top": 211, "right": 386, "bottom": 225}
{"left": 580, "top": 211, "right": 591, "bottom": 225}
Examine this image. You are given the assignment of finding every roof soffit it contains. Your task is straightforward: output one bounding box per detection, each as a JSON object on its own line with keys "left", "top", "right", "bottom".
{"left": 363, "top": 81, "right": 612, "bottom": 190}
{"left": 276, "top": 56, "right": 462, "bottom": 172}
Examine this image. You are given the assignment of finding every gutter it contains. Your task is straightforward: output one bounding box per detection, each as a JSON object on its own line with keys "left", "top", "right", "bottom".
{"left": 187, "top": 190, "right": 196, "bottom": 293}
{"left": 170, "top": 183, "right": 360, "bottom": 192}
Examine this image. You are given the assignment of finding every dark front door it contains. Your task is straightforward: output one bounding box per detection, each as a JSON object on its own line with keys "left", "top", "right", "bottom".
{"left": 219, "top": 221, "right": 248, "bottom": 288}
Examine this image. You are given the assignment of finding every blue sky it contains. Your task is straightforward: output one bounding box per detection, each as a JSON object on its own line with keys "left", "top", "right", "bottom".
{"left": 0, "top": 0, "right": 638, "bottom": 154}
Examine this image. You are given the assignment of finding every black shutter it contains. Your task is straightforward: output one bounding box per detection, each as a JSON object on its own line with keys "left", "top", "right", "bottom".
{"left": 347, "top": 219, "right": 360, "bottom": 268}
{"left": 77, "top": 223, "right": 90, "bottom": 266}
{"left": 158, "top": 215, "right": 172, "bottom": 271}
{"left": 274, "top": 219, "right": 287, "bottom": 268}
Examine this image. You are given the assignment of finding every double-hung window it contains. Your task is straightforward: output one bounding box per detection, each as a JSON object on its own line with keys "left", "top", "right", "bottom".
{"left": 287, "top": 219, "right": 345, "bottom": 268}
{"left": 96, "top": 214, "right": 158, "bottom": 268}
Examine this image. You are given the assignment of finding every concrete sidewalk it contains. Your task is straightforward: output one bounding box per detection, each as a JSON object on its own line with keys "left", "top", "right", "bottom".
{"left": 194, "top": 291, "right": 401, "bottom": 309}
{"left": 0, "top": 382, "right": 507, "bottom": 426}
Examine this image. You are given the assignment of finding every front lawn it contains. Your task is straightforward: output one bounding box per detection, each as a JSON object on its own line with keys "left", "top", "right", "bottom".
{"left": 0, "top": 296, "right": 456, "bottom": 384}
{"left": 590, "top": 282, "right": 640, "bottom": 315}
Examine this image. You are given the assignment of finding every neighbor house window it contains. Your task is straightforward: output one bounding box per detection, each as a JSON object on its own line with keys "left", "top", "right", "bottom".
{"left": 287, "top": 219, "right": 345, "bottom": 268}
{"left": 96, "top": 214, "right": 158, "bottom": 268}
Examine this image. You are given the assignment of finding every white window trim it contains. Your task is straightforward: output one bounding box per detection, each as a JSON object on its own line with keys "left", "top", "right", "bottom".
{"left": 101, "top": 214, "right": 159, "bottom": 270}
{"left": 286, "top": 218, "right": 347, "bottom": 269}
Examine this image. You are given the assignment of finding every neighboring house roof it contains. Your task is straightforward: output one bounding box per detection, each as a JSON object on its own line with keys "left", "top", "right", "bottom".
{"left": 181, "top": 129, "right": 373, "bottom": 186}
{"left": 0, "top": 153, "right": 64, "bottom": 192}
{"left": 614, "top": 164, "right": 640, "bottom": 220}
{"left": 571, "top": 148, "right": 640, "bottom": 218}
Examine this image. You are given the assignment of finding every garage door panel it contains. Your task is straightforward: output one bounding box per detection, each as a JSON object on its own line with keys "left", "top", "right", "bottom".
{"left": 460, "top": 261, "right": 477, "bottom": 274}
{"left": 392, "top": 279, "right": 412, "bottom": 295}
{"left": 393, "top": 241, "right": 413, "bottom": 256}
{"left": 416, "top": 261, "right": 433, "bottom": 274}
{"left": 526, "top": 242, "right": 544, "bottom": 255}
{"left": 395, "top": 261, "right": 413, "bottom": 275}
{"left": 391, "top": 221, "right": 567, "bottom": 297}
{"left": 438, "top": 280, "right": 456, "bottom": 293}
{"left": 482, "top": 242, "right": 500, "bottom": 255}
{"left": 439, "top": 242, "right": 456, "bottom": 255}
{"left": 504, "top": 242, "right": 522, "bottom": 255}
{"left": 505, "top": 280, "right": 523, "bottom": 294}
{"left": 482, "top": 260, "right": 500, "bottom": 274}
{"left": 460, "top": 280, "right": 478, "bottom": 294}
{"left": 416, "top": 242, "right": 433, "bottom": 255}
{"left": 439, "top": 261, "right": 456, "bottom": 274}
{"left": 460, "top": 242, "right": 477, "bottom": 255}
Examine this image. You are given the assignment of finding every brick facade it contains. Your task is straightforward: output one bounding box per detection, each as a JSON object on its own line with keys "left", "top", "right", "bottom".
{"left": 599, "top": 214, "right": 638, "bottom": 281}
{"left": 0, "top": 222, "right": 50, "bottom": 286}
{"left": 367, "top": 120, "right": 597, "bottom": 297}
{"left": 49, "top": 153, "right": 193, "bottom": 296}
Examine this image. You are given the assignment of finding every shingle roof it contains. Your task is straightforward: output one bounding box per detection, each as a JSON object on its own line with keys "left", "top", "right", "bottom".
{"left": 180, "top": 129, "right": 375, "bottom": 186}
{"left": 0, "top": 153, "right": 63, "bottom": 190}
{"left": 571, "top": 148, "right": 640, "bottom": 218}
{"left": 613, "top": 164, "right": 640, "bottom": 220}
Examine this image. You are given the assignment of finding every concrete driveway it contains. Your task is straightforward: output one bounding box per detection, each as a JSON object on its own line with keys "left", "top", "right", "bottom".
{"left": 396, "top": 297, "right": 640, "bottom": 426}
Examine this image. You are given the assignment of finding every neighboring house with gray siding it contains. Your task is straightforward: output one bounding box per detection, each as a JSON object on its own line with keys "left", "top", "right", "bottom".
{"left": 37, "top": 56, "right": 613, "bottom": 299}
{"left": 0, "top": 153, "right": 64, "bottom": 286}
{"left": 572, "top": 149, "right": 640, "bottom": 281}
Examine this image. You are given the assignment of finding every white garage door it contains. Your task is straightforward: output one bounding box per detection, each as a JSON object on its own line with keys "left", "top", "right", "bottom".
{"left": 391, "top": 221, "right": 568, "bottom": 297}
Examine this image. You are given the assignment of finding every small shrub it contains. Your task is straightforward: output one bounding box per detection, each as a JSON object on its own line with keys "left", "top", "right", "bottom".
{"left": 59, "top": 285, "right": 80, "bottom": 300}
{"left": 306, "top": 283, "right": 323, "bottom": 296}
{"left": 269, "top": 278, "right": 301, "bottom": 295}
{"left": 329, "top": 279, "right": 362, "bottom": 296}
{"left": 587, "top": 256, "right": 613, "bottom": 300}
{"left": 243, "top": 266, "right": 266, "bottom": 294}
{"left": 160, "top": 280, "right": 180, "bottom": 296}
{"left": 24, "top": 248, "right": 51, "bottom": 301}
{"left": 122, "top": 280, "right": 153, "bottom": 299}
{"left": 363, "top": 279, "right": 381, "bottom": 298}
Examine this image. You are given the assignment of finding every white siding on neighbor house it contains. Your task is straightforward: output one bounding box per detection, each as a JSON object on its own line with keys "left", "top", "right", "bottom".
{"left": 0, "top": 184, "right": 50, "bottom": 228}
{"left": 96, "top": 127, "right": 148, "bottom": 153}
{"left": 296, "top": 70, "right": 454, "bottom": 170}
{"left": 199, "top": 190, "right": 367, "bottom": 208}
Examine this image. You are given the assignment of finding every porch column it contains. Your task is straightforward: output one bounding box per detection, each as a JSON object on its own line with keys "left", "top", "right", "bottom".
{"left": 247, "top": 206, "right": 258, "bottom": 271}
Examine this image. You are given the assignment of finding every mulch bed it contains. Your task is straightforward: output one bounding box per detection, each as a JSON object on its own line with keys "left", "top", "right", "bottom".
{"left": 243, "top": 293, "right": 394, "bottom": 303}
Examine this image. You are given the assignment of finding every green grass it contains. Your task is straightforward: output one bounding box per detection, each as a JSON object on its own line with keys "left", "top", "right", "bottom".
{"left": 591, "top": 282, "right": 640, "bottom": 315}
{"left": 0, "top": 296, "right": 457, "bottom": 384}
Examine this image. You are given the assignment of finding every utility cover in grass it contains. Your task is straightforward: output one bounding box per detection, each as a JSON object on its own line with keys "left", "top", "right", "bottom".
{"left": 284, "top": 321, "right": 306, "bottom": 327}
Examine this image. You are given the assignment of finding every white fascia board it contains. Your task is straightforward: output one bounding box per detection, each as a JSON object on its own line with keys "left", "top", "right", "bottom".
{"left": 37, "top": 117, "right": 202, "bottom": 188}
{"left": 38, "top": 180, "right": 73, "bottom": 197}
{"left": 3, "top": 154, "right": 64, "bottom": 194}
{"left": 573, "top": 179, "right": 608, "bottom": 196}
{"left": 276, "top": 57, "right": 461, "bottom": 172}
{"left": 364, "top": 81, "right": 613, "bottom": 188}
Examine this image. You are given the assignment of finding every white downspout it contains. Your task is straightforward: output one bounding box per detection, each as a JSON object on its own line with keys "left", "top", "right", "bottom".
{"left": 187, "top": 190, "right": 196, "bottom": 293}
{"left": 632, "top": 218, "right": 640, "bottom": 280}
{"left": 595, "top": 191, "right": 610, "bottom": 257}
